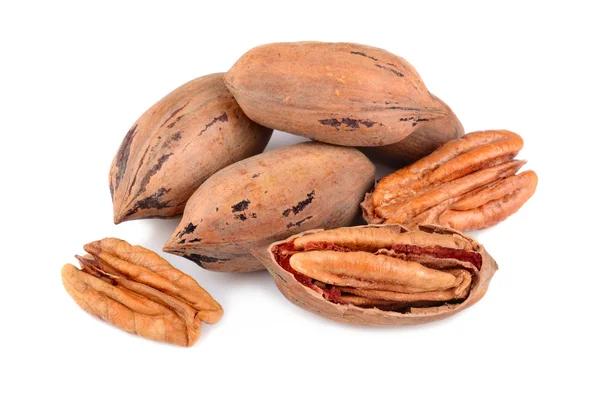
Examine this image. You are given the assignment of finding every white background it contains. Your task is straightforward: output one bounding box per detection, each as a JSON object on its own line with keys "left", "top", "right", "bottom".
{"left": 1, "top": 1, "right": 598, "bottom": 396}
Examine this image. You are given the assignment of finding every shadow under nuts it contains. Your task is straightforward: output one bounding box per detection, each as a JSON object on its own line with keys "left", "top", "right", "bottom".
{"left": 163, "top": 142, "right": 375, "bottom": 272}
{"left": 362, "top": 130, "right": 538, "bottom": 231}
{"left": 110, "top": 73, "right": 272, "bottom": 224}
{"left": 225, "top": 41, "right": 461, "bottom": 147}
{"left": 251, "top": 224, "right": 497, "bottom": 326}
{"left": 61, "top": 238, "right": 223, "bottom": 347}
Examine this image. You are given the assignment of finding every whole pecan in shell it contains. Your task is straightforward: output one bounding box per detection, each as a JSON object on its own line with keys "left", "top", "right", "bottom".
{"left": 251, "top": 224, "right": 497, "bottom": 326}
{"left": 61, "top": 238, "right": 223, "bottom": 347}
{"left": 225, "top": 42, "right": 460, "bottom": 147}
{"left": 361, "top": 130, "right": 537, "bottom": 231}
{"left": 110, "top": 73, "right": 272, "bottom": 224}
{"left": 163, "top": 142, "right": 375, "bottom": 272}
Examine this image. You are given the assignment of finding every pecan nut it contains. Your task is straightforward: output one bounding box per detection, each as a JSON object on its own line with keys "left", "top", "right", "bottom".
{"left": 361, "top": 130, "right": 538, "bottom": 231}
{"left": 251, "top": 224, "right": 497, "bottom": 326}
{"left": 163, "top": 142, "right": 375, "bottom": 273}
{"left": 110, "top": 73, "right": 272, "bottom": 224}
{"left": 61, "top": 238, "right": 223, "bottom": 347}
{"left": 225, "top": 42, "right": 461, "bottom": 147}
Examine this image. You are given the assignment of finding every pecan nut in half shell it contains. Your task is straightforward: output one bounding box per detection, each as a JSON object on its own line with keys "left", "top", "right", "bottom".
{"left": 61, "top": 238, "right": 223, "bottom": 347}
{"left": 110, "top": 73, "right": 272, "bottom": 224}
{"left": 164, "top": 142, "right": 375, "bottom": 272}
{"left": 361, "top": 130, "right": 538, "bottom": 231}
{"left": 225, "top": 42, "right": 460, "bottom": 147}
{"left": 251, "top": 224, "right": 497, "bottom": 326}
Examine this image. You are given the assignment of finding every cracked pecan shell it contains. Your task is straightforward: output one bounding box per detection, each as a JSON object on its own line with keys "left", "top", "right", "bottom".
{"left": 110, "top": 73, "right": 272, "bottom": 224}
{"left": 163, "top": 142, "right": 375, "bottom": 272}
{"left": 61, "top": 238, "right": 223, "bottom": 347}
{"left": 251, "top": 224, "right": 497, "bottom": 326}
{"left": 361, "top": 130, "right": 538, "bottom": 231}
{"left": 224, "top": 42, "right": 460, "bottom": 147}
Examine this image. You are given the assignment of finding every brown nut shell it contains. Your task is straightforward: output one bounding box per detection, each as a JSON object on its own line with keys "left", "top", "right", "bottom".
{"left": 163, "top": 142, "right": 375, "bottom": 272}
{"left": 251, "top": 224, "right": 497, "bottom": 326}
{"left": 110, "top": 73, "right": 272, "bottom": 224}
{"left": 360, "top": 95, "right": 464, "bottom": 167}
{"left": 225, "top": 42, "right": 459, "bottom": 147}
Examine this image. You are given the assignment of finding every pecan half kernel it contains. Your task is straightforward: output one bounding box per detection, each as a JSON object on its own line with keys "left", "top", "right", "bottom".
{"left": 61, "top": 238, "right": 223, "bottom": 347}
{"left": 361, "top": 130, "right": 538, "bottom": 231}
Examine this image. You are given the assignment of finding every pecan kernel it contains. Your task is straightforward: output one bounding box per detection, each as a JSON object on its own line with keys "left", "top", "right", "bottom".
{"left": 361, "top": 130, "right": 538, "bottom": 231}
{"left": 61, "top": 238, "right": 223, "bottom": 347}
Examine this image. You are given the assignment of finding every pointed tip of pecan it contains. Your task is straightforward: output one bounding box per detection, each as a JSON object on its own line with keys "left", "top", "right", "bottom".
{"left": 162, "top": 242, "right": 175, "bottom": 253}
{"left": 113, "top": 213, "right": 125, "bottom": 225}
{"left": 164, "top": 222, "right": 201, "bottom": 253}
{"left": 112, "top": 199, "right": 133, "bottom": 224}
{"left": 162, "top": 234, "right": 179, "bottom": 253}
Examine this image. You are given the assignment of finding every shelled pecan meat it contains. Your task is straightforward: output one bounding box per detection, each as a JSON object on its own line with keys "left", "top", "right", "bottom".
{"left": 361, "top": 130, "right": 537, "bottom": 231}
{"left": 61, "top": 238, "right": 223, "bottom": 347}
{"left": 252, "top": 225, "right": 497, "bottom": 325}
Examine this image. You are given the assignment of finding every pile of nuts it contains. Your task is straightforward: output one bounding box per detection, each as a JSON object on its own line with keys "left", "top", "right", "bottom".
{"left": 62, "top": 42, "right": 537, "bottom": 346}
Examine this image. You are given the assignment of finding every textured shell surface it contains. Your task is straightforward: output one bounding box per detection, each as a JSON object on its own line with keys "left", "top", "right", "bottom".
{"left": 110, "top": 73, "right": 272, "bottom": 223}
{"left": 360, "top": 95, "right": 465, "bottom": 167}
{"left": 225, "top": 42, "right": 454, "bottom": 146}
{"left": 164, "top": 142, "right": 375, "bottom": 272}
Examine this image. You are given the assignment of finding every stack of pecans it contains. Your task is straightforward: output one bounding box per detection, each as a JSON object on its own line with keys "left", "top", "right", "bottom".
{"left": 62, "top": 42, "right": 537, "bottom": 346}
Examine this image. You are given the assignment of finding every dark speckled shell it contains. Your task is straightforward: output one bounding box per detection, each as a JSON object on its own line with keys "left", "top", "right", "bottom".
{"left": 225, "top": 42, "right": 457, "bottom": 147}
{"left": 360, "top": 95, "right": 464, "bottom": 167}
{"left": 110, "top": 73, "right": 272, "bottom": 223}
{"left": 163, "top": 142, "right": 375, "bottom": 272}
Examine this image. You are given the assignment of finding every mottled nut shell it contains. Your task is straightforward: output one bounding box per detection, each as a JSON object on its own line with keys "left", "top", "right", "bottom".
{"left": 251, "top": 224, "right": 497, "bottom": 326}
{"left": 164, "top": 142, "right": 375, "bottom": 272}
{"left": 360, "top": 95, "right": 464, "bottom": 167}
{"left": 225, "top": 42, "right": 458, "bottom": 147}
{"left": 110, "top": 73, "right": 272, "bottom": 224}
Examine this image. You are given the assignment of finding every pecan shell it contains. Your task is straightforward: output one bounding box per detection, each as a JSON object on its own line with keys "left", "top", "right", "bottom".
{"left": 61, "top": 238, "right": 223, "bottom": 347}
{"left": 110, "top": 73, "right": 272, "bottom": 224}
{"left": 163, "top": 142, "right": 375, "bottom": 272}
{"left": 225, "top": 42, "right": 460, "bottom": 147}
{"left": 251, "top": 224, "right": 497, "bottom": 326}
{"left": 361, "top": 130, "right": 538, "bottom": 231}
{"left": 359, "top": 95, "right": 464, "bottom": 167}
